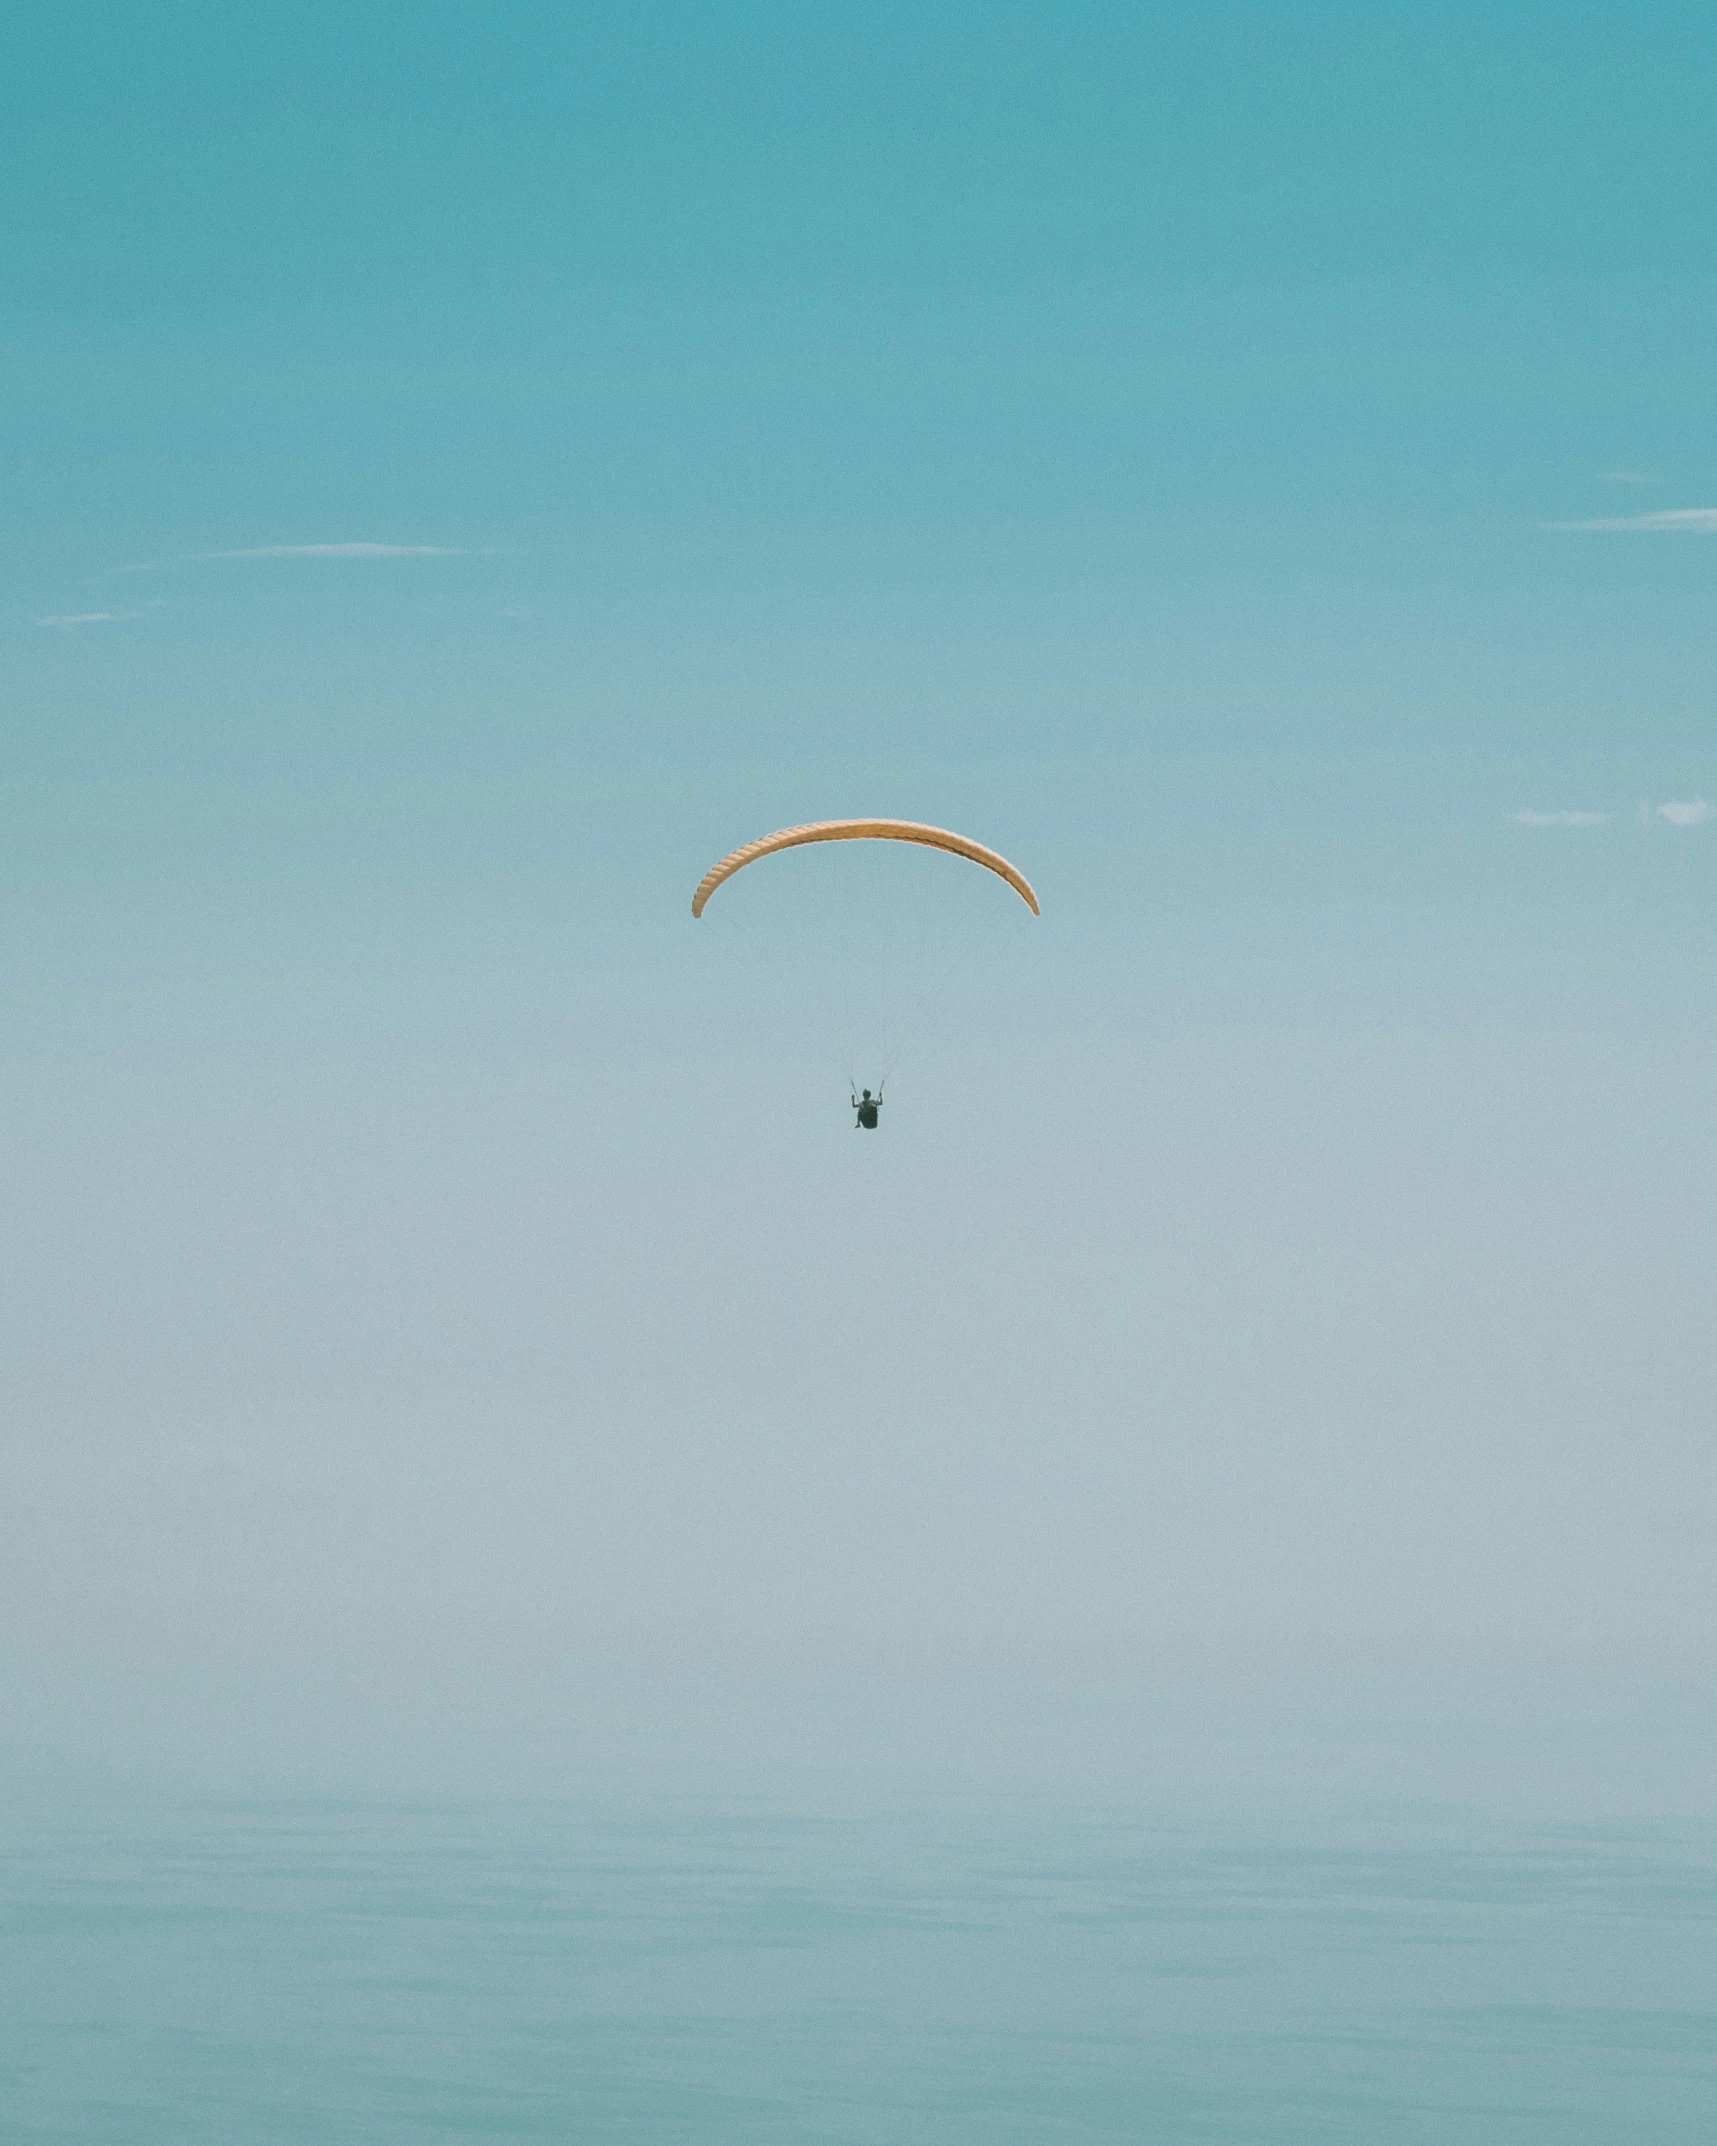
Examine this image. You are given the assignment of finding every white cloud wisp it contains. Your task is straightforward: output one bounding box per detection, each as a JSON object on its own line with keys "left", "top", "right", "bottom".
{"left": 1551, "top": 508, "right": 1717, "bottom": 533}
{"left": 194, "top": 543, "right": 474, "bottom": 560}
{"left": 115, "top": 542, "right": 485, "bottom": 573}
{"left": 38, "top": 608, "right": 154, "bottom": 628}
{"left": 1655, "top": 799, "right": 1711, "bottom": 827}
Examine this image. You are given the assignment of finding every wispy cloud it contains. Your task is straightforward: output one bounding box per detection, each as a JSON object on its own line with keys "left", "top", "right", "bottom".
{"left": 1655, "top": 798, "right": 1711, "bottom": 827}
{"left": 1600, "top": 470, "right": 1658, "bottom": 485}
{"left": 39, "top": 607, "right": 153, "bottom": 627}
{"left": 197, "top": 542, "right": 474, "bottom": 559}
{"left": 117, "top": 541, "right": 483, "bottom": 572}
{"left": 1512, "top": 808, "right": 1608, "bottom": 827}
{"left": 1551, "top": 508, "right": 1717, "bottom": 532}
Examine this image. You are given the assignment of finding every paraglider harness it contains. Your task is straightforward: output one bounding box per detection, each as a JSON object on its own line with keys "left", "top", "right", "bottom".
{"left": 852, "top": 1086, "right": 882, "bottom": 1130}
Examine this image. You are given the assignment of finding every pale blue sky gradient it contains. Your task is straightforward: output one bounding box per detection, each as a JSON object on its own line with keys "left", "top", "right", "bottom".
{"left": 3, "top": 2, "right": 1715, "bottom": 1808}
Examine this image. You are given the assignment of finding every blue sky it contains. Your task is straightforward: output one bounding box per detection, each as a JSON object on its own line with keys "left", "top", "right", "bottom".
{"left": 4, "top": 2, "right": 1715, "bottom": 1806}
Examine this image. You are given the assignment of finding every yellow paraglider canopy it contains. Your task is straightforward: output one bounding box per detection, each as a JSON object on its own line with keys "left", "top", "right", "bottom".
{"left": 692, "top": 819, "right": 1040, "bottom": 917}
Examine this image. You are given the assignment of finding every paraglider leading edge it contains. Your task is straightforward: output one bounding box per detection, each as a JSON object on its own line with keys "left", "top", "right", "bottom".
{"left": 691, "top": 819, "right": 1040, "bottom": 917}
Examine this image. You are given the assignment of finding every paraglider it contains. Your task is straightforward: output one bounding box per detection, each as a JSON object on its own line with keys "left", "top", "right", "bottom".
{"left": 693, "top": 819, "right": 1038, "bottom": 1120}
{"left": 691, "top": 818, "right": 1040, "bottom": 919}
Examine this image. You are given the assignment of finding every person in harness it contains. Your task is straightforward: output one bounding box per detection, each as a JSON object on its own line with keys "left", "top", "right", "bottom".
{"left": 852, "top": 1088, "right": 882, "bottom": 1130}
